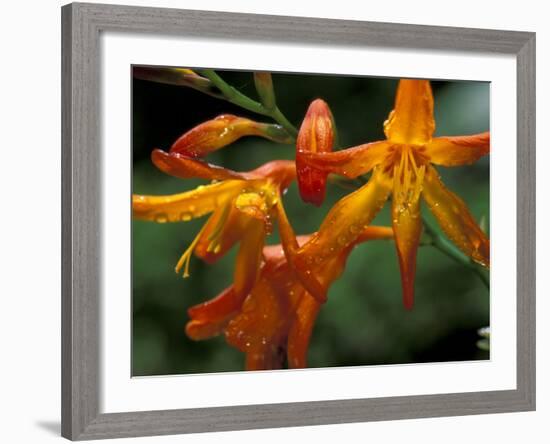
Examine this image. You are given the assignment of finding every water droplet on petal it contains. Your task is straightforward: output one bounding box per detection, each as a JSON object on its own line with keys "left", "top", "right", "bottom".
{"left": 155, "top": 213, "right": 168, "bottom": 223}
{"left": 337, "top": 235, "right": 348, "bottom": 246}
{"left": 180, "top": 212, "right": 192, "bottom": 222}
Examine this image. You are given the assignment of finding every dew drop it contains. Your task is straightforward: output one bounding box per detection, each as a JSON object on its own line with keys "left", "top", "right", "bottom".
{"left": 155, "top": 213, "right": 168, "bottom": 223}
{"left": 337, "top": 235, "right": 348, "bottom": 246}
{"left": 180, "top": 212, "right": 192, "bottom": 222}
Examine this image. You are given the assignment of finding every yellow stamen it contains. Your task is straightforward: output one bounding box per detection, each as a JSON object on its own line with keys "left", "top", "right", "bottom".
{"left": 207, "top": 204, "right": 230, "bottom": 242}
{"left": 407, "top": 148, "right": 425, "bottom": 202}
{"left": 175, "top": 223, "right": 208, "bottom": 278}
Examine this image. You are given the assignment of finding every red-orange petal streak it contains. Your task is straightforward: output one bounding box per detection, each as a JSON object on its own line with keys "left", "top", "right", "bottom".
{"left": 287, "top": 294, "right": 321, "bottom": 368}
{"left": 152, "top": 149, "right": 248, "bottom": 181}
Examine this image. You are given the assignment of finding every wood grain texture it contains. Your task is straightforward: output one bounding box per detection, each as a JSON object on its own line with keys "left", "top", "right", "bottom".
{"left": 62, "top": 3, "right": 101, "bottom": 440}
{"left": 516, "top": 34, "right": 536, "bottom": 410}
{"left": 61, "top": 2, "right": 536, "bottom": 440}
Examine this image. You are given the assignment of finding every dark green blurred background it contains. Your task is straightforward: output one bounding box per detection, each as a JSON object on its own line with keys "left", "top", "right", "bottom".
{"left": 132, "top": 68, "right": 490, "bottom": 376}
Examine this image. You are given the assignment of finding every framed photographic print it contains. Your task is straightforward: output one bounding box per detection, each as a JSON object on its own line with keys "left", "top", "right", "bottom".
{"left": 61, "top": 2, "right": 535, "bottom": 440}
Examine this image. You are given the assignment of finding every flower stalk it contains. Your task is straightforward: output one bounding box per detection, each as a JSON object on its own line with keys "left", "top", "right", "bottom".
{"left": 197, "top": 69, "right": 298, "bottom": 138}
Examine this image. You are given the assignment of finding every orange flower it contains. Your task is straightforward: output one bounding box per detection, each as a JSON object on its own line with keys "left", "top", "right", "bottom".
{"left": 186, "top": 227, "right": 393, "bottom": 370}
{"left": 296, "top": 99, "right": 335, "bottom": 206}
{"left": 170, "top": 114, "right": 293, "bottom": 157}
{"left": 133, "top": 150, "right": 296, "bottom": 301}
{"left": 296, "top": 79, "right": 490, "bottom": 309}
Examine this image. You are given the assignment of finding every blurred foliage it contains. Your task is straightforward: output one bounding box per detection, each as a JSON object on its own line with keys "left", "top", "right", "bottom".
{"left": 132, "top": 69, "right": 490, "bottom": 376}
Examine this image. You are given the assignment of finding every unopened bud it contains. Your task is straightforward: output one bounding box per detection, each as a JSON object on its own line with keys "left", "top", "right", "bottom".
{"left": 254, "top": 72, "right": 276, "bottom": 110}
{"left": 296, "top": 99, "right": 335, "bottom": 206}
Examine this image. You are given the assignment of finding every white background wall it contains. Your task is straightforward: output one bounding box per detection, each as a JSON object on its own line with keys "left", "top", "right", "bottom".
{"left": 0, "top": 0, "right": 546, "bottom": 443}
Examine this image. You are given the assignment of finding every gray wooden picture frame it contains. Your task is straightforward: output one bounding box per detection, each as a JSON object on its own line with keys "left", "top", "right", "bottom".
{"left": 61, "top": 2, "right": 536, "bottom": 440}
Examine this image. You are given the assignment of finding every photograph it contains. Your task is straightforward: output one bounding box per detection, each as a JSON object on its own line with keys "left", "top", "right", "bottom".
{"left": 131, "top": 67, "right": 490, "bottom": 375}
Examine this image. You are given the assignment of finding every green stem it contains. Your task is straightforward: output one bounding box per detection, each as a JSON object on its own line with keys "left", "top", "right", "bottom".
{"left": 197, "top": 69, "right": 298, "bottom": 138}
{"left": 422, "top": 217, "right": 490, "bottom": 289}
{"left": 270, "top": 107, "right": 298, "bottom": 137}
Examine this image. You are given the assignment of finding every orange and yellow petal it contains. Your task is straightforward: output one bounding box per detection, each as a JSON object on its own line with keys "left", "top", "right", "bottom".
{"left": 287, "top": 293, "right": 321, "bottom": 368}
{"left": 384, "top": 79, "right": 435, "bottom": 145}
{"left": 132, "top": 179, "right": 245, "bottom": 223}
{"left": 186, "top": 317, "right": 232, "bottom": 341}
{"left": 274, "top": 198, "right": 328, "bottom": 303}
{"left": 194, "top": 205, "right": 249, "bottom": 263}
{"left": 288, "top": 168, "right": 392, "bottom": 302}
{"left": 248, "top": 160, "right": 297, "bottom": 191}
{"left": 186, "top": 286, "right": 240, "bottom": 340}
{"left": 225, "top": 275, "right": 291, "bottom": 371}
{"left": 356, "top": 226, "right": 395, "bottom": 243}
{"left": 392, "top": 191, "right": 422, "bottom": 311}
{"left": 391, "top": 149, "right": 425, "bottom": 309}
{"left": 299, "top": 167, "right": 392, "bottom": 266}
{"left": 170, "top": 114, "right": 292, "bottom": 157}
{"left": 233, "top": 217, "right": 267, "bottom": 301}
{"left": 425, "top": 132, "right": 490, "bottom": 166}
{"left": 422, "top": 165, "right": 490, "bottom": 267}
{"left": 298, "top": 140, "right": 391, "bottom": 179}
{"left": 152, "top": 149, "right": 247, "bottom": 181}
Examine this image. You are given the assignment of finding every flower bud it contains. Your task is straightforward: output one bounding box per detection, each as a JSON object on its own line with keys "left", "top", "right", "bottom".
{"left": 296, "top": 99, "right": 335, "bottom": 206}
{"left": 170, "top": 115, "right": 293, "bottom": 157}
{"left": 253, "top": 72, "right": 276, "bottom": 110}
{"left": 133, "top": 67, "right": 221, "bottom": 97}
